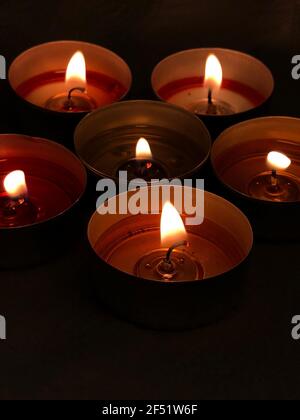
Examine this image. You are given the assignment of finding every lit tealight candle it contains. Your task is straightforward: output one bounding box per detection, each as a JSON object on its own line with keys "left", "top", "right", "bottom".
{"left": 74, "top": 101, "right": 211, "bottom": 182}
{"left": 0, "top": 134, "right": 87, "bottom": 268}
{"left": 211, "top": 117, "right": 300, "bottom": 239}
{"left": 192, "top": 54, "right": 235, "bottom": 116}
{"left": 45, "top": 51, "right": 97, "bottom": 112}
{"left": 9, "top": 41, "right": 132, "bottom": 120}
{"left": 135, "top": 202, "right": 203, "bottom": 281}
{"left": 117, "top": 137, "right": 168, "bottom": 181}
{"left": 152, "top": 48, "right": 274, "bottom": 123}
{"left": 0, "top": 170, "right": 37, "bottom": 227}
{"left": 248, "top": 151, "right": 300, "bottom": 202}
{"left": 88, "top": 187, "right": 253, "bottom": 328}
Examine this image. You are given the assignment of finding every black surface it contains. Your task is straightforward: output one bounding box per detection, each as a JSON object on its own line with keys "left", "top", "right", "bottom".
{"left": 0, "top": 0, "right": 300, "bottom": 400}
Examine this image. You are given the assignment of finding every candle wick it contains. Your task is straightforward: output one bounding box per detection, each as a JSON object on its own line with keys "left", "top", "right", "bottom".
{"left": 206, "top": 88, "right": 218, "bottom": 115}
{"left": 66, "top": 87, "right": 86, "bottom": 109}
{"left": 271, "top": 169, "right": 278, "bottom": 188}
{"left": 67, "top": 87, "right": 86, "bottom": 102}
{"left": 165, "top": 240, "right": 189, "bottom": 264}
{"left": 154, "top": 240, "right": 190, "bottom": 280}
{"left": 208, "top": 88, "right": 213, "bottom": 105}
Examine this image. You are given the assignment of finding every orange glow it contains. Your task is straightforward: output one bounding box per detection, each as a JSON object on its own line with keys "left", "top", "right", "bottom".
{"left": 135, "top": 137, "right": 152, "bottom": 159}
{"left": 267, "top": 151, "right": 291, "bottom": 170}
{"left": 4, "top": 170, "right": 28, "bottom": 199}
{"left": 204, "top": 54, "right": 223, "bottom": 93}
{"left": 65, "top": 51, "right": 87, "bottom": 91}
{"left": 161, "top": 202, "right": 187, "bottom": 248}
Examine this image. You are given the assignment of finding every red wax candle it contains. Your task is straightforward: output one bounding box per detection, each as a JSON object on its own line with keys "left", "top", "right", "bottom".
{"left": 89, "top": 188, "right": 253, "bottom": 282}
{"left": 152, "top": 48, "right": 274, "bottom": 117}
{"left": 0, "top": 162, "right": 76, "bottom": 228}
{"left": 212, "top": 117, "right": 300, "bottom": 203}
{"left": 157, "top": 76, "right": 265, "bottom": 113}
{"left": 9, "top": 41, "right": 132, "bottom": 114}
{"left": 0, "top": 135, "right": 86, "bottom": 229}
{"left": 15, "top": 69, "right": 127, "bottom": 113}
{"left": 87, "top": 188, "right": 254, "bottom": 329}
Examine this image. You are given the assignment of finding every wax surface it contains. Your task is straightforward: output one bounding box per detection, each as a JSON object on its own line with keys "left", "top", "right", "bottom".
{"left": 214, "top": 139, "right": 300, "bottom": 201}
{"left": 78, "top": 125, "right": 208, "bottom": 179}
{"left": 95, "top": 218, "right": 245, "bottom": 280}
{"left": 0, "top": 157, "right": 81, "bottom": 227}
{"left": 158, "top": 77, "right": 265, "bottom": 114}
{"left": 16, "top": 70, "right": 127, "bottom": 111}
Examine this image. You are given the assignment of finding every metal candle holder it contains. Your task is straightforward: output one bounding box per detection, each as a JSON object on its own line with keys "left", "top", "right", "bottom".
{"left": 8, "top": 41, "right": 132, "bottom": 145}
{"left": 87, "top": 188, "right": 253, "bottom": 330}
{"left": 211, "top": 117, "right": 300, "bottom": 240}
{"left": 152, "top": 48, "right": 274, "bottom": 139}
{"left": 0, "top": 134, "right": 87, "bottom": 268}
{"left": 74, "top": 100, "right": 211, "bottom": 183}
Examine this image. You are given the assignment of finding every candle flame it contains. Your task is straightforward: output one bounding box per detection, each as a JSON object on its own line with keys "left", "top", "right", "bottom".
{"left": 161, "top": 202, "right": 187, "bottom": 248}
{"left": 204, "top": 54, "right": 223, "bottom": 93}
{"left": 4, "top": 170, "right": 28, "bottom": 199}
{"left": 136, "top": 137, "right": 152, "bottom": 159}
{"left": 267, "top": 151, "right": 291, "bottom": 170}
{"left": 65, "top": 51, "right": 87, "bottom": 91}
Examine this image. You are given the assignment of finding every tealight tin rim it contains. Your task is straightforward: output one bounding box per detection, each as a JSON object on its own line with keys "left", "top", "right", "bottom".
{"left": 87, "top": 188, "right": 254, "bottom": 285}
{"left": 0, "top": 133, "right": 87, "bottom": 231}
{"left": 8, "top": 39, "right": 133, "bottom": 115}
{"left": 151, "top": 47, "right": 275, "bottom": 118}
{"left": 211, "top": 115, "right": 300, "bottom": 205}
{"left": 74, "top": 99, "right": 212, "bottom": 181}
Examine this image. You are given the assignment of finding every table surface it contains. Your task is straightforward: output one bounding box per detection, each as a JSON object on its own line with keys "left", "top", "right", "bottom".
{"left": 0, "top": 0, "right": 300, "bottom": 400}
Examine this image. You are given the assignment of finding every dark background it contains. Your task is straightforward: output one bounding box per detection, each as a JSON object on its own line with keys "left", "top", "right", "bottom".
{"left": 0, "top": 0, "right": 300, "bottom": 400}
